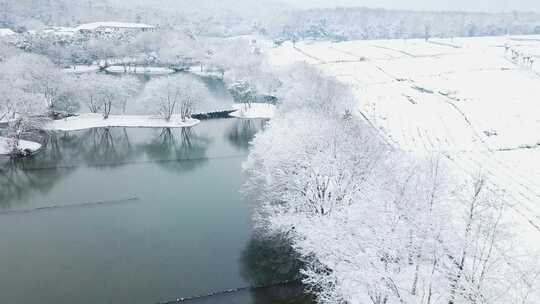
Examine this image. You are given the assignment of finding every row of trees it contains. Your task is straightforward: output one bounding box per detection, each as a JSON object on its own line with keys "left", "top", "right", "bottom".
{"left": 0, "top": 57, "right": 214, "bottom": 123}
{"left": 243, "top": 63, "right": 540, "bottom": 304}
{"left": 0, "top": 0, "right": 279, "bottom": 37}
{"left": 138, "top": 74, "right": 210, "bottom": 121}
{"left": 12, "top": 29, "right": 197, "bottom": 67}
{"left": 0, "top": 51, "right": 78, "bottom": 145}
{"left": 267, "top": 8, "right": 540, "bottom": 41}
{"left": 5, "top": 0, "right": 540, "bottom": 46}
{"left": 14, "top": 31, "right": 281, "bottom": 111}
{"left": 206, "top": 38, "right": 280, "bottom": 107}
{"left": 75, "top": 73, "right": 214, "bottom": 121}
{"left": 0, "top": 51, "right": 75, "bottom": 152}
{"left": 0, "top": 47, "right": 218, "bottom": 156}
{"left": 11, "top": 27, "right": 268, "bottom": 82}
{"left": 76, "top": 74, "right": 139, "bottom": 119}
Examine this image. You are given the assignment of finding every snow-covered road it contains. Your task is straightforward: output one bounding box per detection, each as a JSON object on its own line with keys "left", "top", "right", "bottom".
{"left": 269, "top": 36, "right": 540, "bottom": 246}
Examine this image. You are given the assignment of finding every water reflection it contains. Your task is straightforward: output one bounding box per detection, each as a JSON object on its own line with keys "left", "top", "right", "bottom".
{"left": 250, "top": 280, "right": 313, "bottom": 304}
{"left": 241, "top": 232, "right": 303, "bottom": 286}
{"left": 176, "top": 231, "right": 313, "bottom": 304}
{"left": 0, "top": 160, "right": 71, "bottom": 210}
{"left": 0, "top": 126, "right": 212, "bottom": 208}
{"left": 79, "top": 128, "right": 141, "bottom": 165}
{"left": 241, "top": 231, "right": 313, "bottom": 304}
{"left": 143, "top": 128, "right": 213, "bottom": 173}
{"left": 226, "top": 119, "right": 268, "bottom": 150}
{"left": 17, "top": 127, "right": 212, "bottom": 168}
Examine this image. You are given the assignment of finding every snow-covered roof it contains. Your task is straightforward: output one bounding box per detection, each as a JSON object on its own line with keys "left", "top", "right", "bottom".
{"left": 0, "top": 28, "right": 16, "bottom": 37}
{"left": 75, "top": 22, "right": 155, "bottom": 31}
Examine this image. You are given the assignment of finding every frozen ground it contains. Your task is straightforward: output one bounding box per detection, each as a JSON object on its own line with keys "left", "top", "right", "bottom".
{"left": 269, "top": 36, "right": 540, "bottom": 251}
{"left": 46, "top": 113, "right": 199, "bottom": 131}
{"left": 230, "top": 103, "right": 275, "bottom": 119}
{"left": 0, "top": 137, "right": 41, "bottom": 156}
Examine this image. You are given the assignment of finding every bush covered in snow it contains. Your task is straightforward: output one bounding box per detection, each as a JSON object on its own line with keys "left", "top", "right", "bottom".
{"left": 244, "top": 66, "right": 540, "bottom": 304}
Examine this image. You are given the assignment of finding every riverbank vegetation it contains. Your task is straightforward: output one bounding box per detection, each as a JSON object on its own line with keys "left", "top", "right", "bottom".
{"left": 3, "top": 1, "right": 540, "bottom": 302}
{"left": 0, "top": 40, "right": 249, "bottom": 156}
{"left": 243, "top": 65, "right": 540, "bottom": 304}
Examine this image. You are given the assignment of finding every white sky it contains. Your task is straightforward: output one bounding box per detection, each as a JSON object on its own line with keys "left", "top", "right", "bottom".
{"left": 280, "top": 0, "right": 540, "bottom": 12}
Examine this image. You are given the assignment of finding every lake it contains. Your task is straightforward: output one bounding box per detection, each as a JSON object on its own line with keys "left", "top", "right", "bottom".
{"left": 0, "top": 119, "right": 312, "bottom": 304}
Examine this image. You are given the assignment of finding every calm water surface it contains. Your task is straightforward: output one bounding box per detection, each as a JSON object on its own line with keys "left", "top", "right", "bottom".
{"left": 0, "top": 119, "right": 311, "bottom": 304}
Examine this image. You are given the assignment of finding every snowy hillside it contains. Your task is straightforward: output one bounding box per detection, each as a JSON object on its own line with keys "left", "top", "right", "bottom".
{"left": 269, "top": 35, "right": 540, "bottom": 257}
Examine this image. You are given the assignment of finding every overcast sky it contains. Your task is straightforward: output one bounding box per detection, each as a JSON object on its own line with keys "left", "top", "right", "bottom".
{"left": 281, "top": 0, "right": 540, "bottom": 13}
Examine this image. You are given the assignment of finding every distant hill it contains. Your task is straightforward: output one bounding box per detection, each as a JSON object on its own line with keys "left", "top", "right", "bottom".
{"left": 264, "top": 8, "right": 540, "bottom": 41}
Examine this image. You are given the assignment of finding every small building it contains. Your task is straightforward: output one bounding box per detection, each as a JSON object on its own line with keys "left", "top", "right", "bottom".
{"left": 75, "top": 22, "right": 156, "bottom": 34}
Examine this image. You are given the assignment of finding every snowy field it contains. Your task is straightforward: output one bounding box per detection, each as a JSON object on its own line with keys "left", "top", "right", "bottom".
{"left": 46, "top": 113, "right": 199, "bottom": 131}
{"left": 269, "top": 36, "right": 540, "bottom": 247}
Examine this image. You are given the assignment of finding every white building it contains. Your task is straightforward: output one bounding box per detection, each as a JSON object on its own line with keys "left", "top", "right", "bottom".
{"left": 75, "top": 22, "right": 156, "bottom": 34}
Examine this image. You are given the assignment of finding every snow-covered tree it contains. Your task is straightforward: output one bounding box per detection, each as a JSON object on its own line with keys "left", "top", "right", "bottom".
{"left": 266, "top": 8, "right": 540, "bottom": 41}
{"left": 86, "top": 38, "right": 118, "bottom": 66}
{"left": 204, "top": 38, "right": 262, "bottom": 79}
{"left": 245, "top": 110, "right": 386, "bottom": 219}
{"left": 2, "top": 53, "right": 77, "bottom": 114}
{"left": 0, "top": 53, "right": 53, "bottom": 130}
{"left": 139, "top": 74, "right": 209, "bottom": 121}
{"left": 156, "top": 30, "right": 206, "bottom": 66}
{"left": 277, "top": 63, "right": 356, "bottom": 115}
{"left": 247, "top": 114, "right": 540, "bottom": 303}
{"left": 75, "top": 74, "right": 140, "bottom": 119}
{"left": 243, "top": 66, "right": 540, "bottom": 304}
{"left": 0, "top": 59, "right": 48, "bottom": 156}
{"left": 0, "top": 41, "right": 20, "bottom": 62}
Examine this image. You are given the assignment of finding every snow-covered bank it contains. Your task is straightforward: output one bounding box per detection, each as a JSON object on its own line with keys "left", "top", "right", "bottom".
{"left": 46, "top": 113, "right": 199, "bottom": 131}
{"left": 63, "top": 65, "right": 178, "bottom": 75}
{"left": 230, "top": 103, "right": 276, "bottom": 119}
{"left": 105, "top": 66, "right": 175, "bottom": 75}
{"left": 188, "top": 66, "right": 224, "bottom": 78}
{"left": 0, "top": 137, "right": 42, "bottom": 156}
{"left": 62, "top": 65, "right": 101, "bottom": 74}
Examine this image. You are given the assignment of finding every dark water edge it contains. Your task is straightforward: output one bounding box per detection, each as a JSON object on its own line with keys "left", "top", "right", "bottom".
{"left": 191, "top": 110, "right": 236, "bottom": 120}
{"left": 158, "top": 280, "right": 313, "bottom": 304}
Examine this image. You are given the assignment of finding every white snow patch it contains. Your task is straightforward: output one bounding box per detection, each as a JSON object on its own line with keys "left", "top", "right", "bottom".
{"left": 46, "top": 113, "right": 199, "bottom": 131}
{"left": 0, "top": 28, "right": 16, "bottom": 37}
